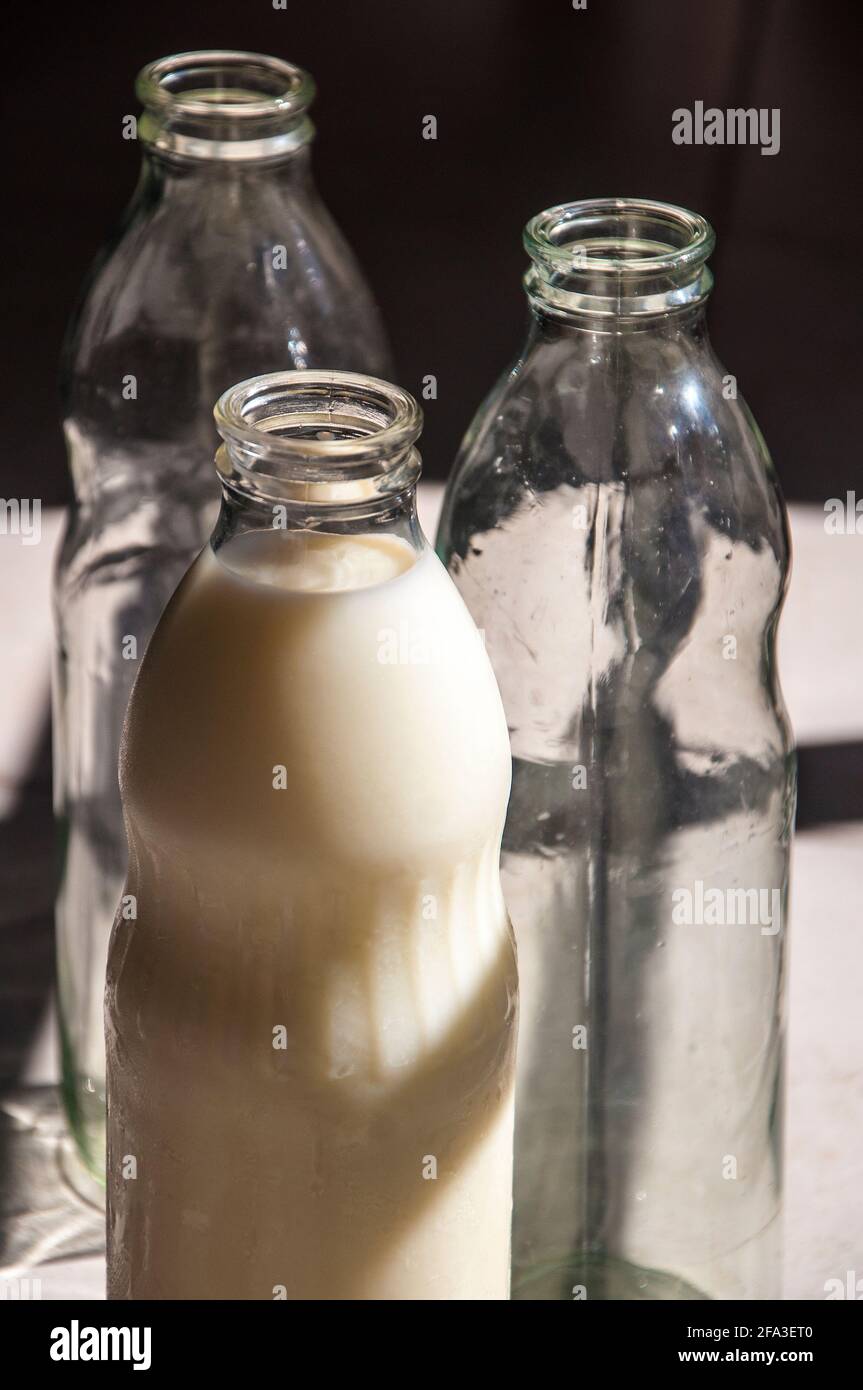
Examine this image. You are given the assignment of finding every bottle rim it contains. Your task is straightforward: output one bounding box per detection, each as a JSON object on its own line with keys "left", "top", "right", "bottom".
{"left": 523, "top": 198, "right": 716, "bottom": 320}
{"left": 135, "top": 50, "right": 315, "bottom": 124}
{"left": 524, "top": 197, "right": 715, "bottom": 276}
{"left": 214, "top": 371, "right": 424, "bottom": 488}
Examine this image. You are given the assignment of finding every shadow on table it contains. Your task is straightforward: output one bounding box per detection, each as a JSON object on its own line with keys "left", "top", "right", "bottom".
{"left": 797, "top": 741, "right": 863, "bottom": 829}
{"left": 0, "top": 714, "right": 861, "bottom": 1269}
{"left": 0, "top": 713, "right": 54, "bottom": 1067}
{"left": 0, "top": 713, "right": 57, "bottom": 1262}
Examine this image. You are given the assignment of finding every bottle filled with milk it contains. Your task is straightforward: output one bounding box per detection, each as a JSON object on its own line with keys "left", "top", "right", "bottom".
{"left": 105, "top": 371, "right": 518, "bottom": 1300}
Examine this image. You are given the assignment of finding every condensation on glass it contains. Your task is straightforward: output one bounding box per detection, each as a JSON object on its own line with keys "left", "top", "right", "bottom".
{"left": 54, "top": 51, "right": 392, "bottom": 1181}
{"left": 436, "top": 198, "right": 796, "bottom": 1300}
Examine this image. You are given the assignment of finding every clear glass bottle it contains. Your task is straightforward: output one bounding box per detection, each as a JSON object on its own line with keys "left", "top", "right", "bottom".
{"left": 436, "top": 198, "right": 796, "bottom": 1300}
{"left": 54, "top": 51, "right": 392, "bottom": 1181}
{"left": 105, "top": 370, "right": 518, "bottom": 1299}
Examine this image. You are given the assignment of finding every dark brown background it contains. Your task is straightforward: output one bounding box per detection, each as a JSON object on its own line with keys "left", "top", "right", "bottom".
{"left": 3, "top": 0, "right": 860, "bottom": 501}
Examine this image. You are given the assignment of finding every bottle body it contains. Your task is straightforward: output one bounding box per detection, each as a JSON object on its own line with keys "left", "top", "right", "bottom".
{"left": 54, "top": 53, "right": 391, "bottom": 1177}
{"left": 436, "top": 201, "right": 795, "bottom": 1300}
{"left": 106, "top": 373, "right": 517, "bottom": 1299}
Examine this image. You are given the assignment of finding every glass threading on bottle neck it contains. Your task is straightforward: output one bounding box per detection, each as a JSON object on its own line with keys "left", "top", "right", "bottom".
{"left": 136, "top": 50, "right": 316, "bottom": 163}
{"left": 214, "top": 371, "right": 424, "bottom": 522}
{"left": 524, "top": 197, "right": 716, "bottom": 326}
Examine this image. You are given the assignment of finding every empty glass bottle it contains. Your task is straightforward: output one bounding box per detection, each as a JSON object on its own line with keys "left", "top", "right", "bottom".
{"left": 437, "top": 198, "right": 796, "bottom": 1300}
{"left": 54, "top": 50, "right": 391, "bottom": 1180}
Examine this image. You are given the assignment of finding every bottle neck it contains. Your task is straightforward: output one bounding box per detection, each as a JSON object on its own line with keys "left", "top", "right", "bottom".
{"left": 139, "top": 143, "right": 314, "bottom": 195}
{"left": 527, "top": 295, "right": 710, "bottom": 342}
{"left": 212, "top": 371, "right": 426, "bottom": 553}
{"left": 138, "top": 112, "right": 314, "bottom": 169}
{"left": 212, "top": 476, "right": 423, "bottom": 556}
{"left": 523, "top": 197, "right": 716, "bottom": 333}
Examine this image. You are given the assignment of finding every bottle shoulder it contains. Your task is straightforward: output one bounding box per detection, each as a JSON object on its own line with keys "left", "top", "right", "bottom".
{"left": 438, "top": 327, "right": 794, "bottom": 771}
{"left": 442, "top": 326, "right": 789, "bottom": 568}
{"left": 66, "top": 175, "right": 385, "bottom": 363}
{"left": 61, "top": 169, "right": 391, "bottom": 496}
{"left": 121, "top": 542, "right": 511, "bottom": 870}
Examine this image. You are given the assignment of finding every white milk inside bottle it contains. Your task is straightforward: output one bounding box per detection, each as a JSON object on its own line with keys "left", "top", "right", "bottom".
{"left": 105, "top": 373, "right": 518, "bottom": 1300}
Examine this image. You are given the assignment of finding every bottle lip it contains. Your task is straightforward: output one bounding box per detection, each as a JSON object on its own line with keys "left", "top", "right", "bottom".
{"left": 135, "top": 51, "right": 316, "bottom": 161}
{"left": 214, "top": 371, "right": 424, "bottom": 498}
{"left": 524, "top": 197, "right": 715, "bottom": 275}
{"left": 136, "top": 50, "right": 315, "bottom": 123}
{"left": 524, "top": 197, "right": 716, "bottom": 319}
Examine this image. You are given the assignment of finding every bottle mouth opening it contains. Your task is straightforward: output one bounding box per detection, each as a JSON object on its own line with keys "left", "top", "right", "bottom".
{"left": 214, "top": 372, "right": 423, "bottom": 503}
{"left": 525, "top": 198, "right": 714, "bottom": 275}
{"left": 136, "top": 50, "right": 315, "bottom": 123}
{"left": 524, "top": 198, "right": 715, "bottom": 319}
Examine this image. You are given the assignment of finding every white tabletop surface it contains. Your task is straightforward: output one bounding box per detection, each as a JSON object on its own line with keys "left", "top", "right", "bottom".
{"left": 1, "top": 490, "right": 861, "bottom": 1300}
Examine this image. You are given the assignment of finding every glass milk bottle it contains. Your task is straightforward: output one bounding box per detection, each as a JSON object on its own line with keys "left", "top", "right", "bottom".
{"left": 105, "top": 371, "right": 518, "bottom": 1300}
{"left": 54, "top": 51, "right": 391, "bottom": 1180}
{"left": 436, "top": 199, "right": 795, "bottom": 1300}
